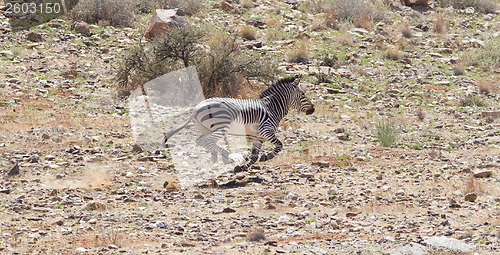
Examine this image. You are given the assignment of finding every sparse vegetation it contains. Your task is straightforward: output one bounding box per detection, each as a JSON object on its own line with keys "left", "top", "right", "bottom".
{"left": 116, "top": 26, "right": 278, "bottom": 97}
{"left": 463, "top": 37, "right": 500, "bottom": 71}
{"left": 70, "top": 0, "right": 135, "bottom": 27}
{"left": 374, "top": 119, "right": 399, "bottom": 147}
{"left": 459, "top": 94, "right": 486, "bottom": 107}
{"left": 434, "top": 13, "right": 446, "bottom": 34}
{"left": 477, "top": 78, "right": 495, "bottom": 94}
{"left": 400, "top": 24, "right": 412, "bottom": 38}
{"left": 438, "top": 0, "right": 498, "bottom": 14}
{"left": 385, "top": 45, "right": 402, "bottom": 60}
{"left": 240, "top": 26, "right": 256, "bottom": 41}
{"left": 287, "top": 42, "right": 309, "bottom": 63}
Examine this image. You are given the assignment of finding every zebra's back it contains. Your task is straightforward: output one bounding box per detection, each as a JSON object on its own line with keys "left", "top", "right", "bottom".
{"left": 193, "top": 98, "right": 267, "bottom": 138}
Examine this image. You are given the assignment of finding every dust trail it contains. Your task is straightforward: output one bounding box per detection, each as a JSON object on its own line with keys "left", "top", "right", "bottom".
{"left": 44, "top": 164, "right": 112, "bottom": 190}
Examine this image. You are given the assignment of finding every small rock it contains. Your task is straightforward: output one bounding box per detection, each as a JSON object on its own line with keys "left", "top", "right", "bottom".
{"left": 27, "top": 31, "right": 43, "bottom": 42}
{"left": 337, "top": 133, "right": 350, "bottom": 141}
{"left": 7, "top": 162, "right": 19, "bottom": 176}
{"left": 50, "top": 217, "right": 65, "bottom": 226}
{"left": 465, "top": 193, "right": 477, "bottom": 202}
{"left": 346, "top": 211, "right": 361, "bottom": 217}
{"left": 473, "top": 170, "right": 492, "bottom": 178}
{"left": 221, "top": 1, "right": 235, "bottom": 12}
{"left": 132, "top": 143, "right": 143, "bottom": 153}
{"left": 75, "top": 247, "right": 88, "bottom": 253}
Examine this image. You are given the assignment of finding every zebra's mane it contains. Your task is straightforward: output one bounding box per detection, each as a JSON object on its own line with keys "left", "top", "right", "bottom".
{"left": 259, "top": 76, "right": 297, "bottom": 99}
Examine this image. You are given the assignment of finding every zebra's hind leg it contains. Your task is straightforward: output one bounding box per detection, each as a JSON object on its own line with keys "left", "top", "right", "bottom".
{"left": 234, "top": 140, "right": 262, "bottom": 173}
{"left": 259, "top": 133, "right": 283, "bottom": 162}
{"left": 196, "top": 129, "right": 232, "bottom": 164}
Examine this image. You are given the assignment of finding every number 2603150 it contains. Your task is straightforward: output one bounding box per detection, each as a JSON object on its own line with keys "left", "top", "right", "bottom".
{"left": 5, "top": 2, "right": 62, "bottom": 14}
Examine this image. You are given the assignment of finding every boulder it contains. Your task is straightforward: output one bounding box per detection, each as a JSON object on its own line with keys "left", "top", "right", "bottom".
{"left": 27, "top": 31, "right": 43, "bottom": 42}
{"left": 73, "top": 21, "right": 90, "bottom": 36}
{"left": 145, "top": 9, "right": 188, "bottom": 39}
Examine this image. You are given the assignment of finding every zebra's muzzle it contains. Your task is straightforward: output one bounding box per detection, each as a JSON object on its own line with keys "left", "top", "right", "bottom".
{"left": 305, "top": 107, "right": 315, "bottom": 115}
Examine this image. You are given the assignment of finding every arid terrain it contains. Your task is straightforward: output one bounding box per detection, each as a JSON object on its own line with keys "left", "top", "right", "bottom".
{"left": 0, "top": 0, "right": 499, "bottom": 254}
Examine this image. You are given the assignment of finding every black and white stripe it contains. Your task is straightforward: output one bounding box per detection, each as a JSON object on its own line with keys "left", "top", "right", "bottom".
{"left": 164, "top": 74, "right": 315, "bottom": 172}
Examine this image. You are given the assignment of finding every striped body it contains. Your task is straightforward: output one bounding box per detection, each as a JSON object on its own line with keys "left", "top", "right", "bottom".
{"left": 164, "top": 75, "right": 314, "bottom": 172}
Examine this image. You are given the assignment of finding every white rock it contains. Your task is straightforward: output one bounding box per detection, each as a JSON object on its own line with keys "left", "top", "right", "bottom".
{"left": 424, "top": 236, "right": 475, "bottom": 253}
{"left": 75, "top": 247, "right": 88, "bottom": 253}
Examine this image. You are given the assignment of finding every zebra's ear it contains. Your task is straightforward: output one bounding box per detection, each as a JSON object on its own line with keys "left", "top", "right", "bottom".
{"left": 293, "top": 74, "right": 302, "bottom": 87}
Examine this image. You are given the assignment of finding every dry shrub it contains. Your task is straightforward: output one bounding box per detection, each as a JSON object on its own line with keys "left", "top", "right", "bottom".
{"left": 240, "top": 26, "right": 256, "bottom": 40}
{"left": 438, "top": 0, "right": 497, "bottom": 14}
{"left": 116, "top": 26, "right": 279, "bottom": 98}
{"left": 453, "top": 61, "right": 465, "bottom": 75}
{"left": 265, "top": 17, "right": 280, "bottom": 28}
{"left": 247, "top": 228, "right": 267, "bottom": 242}
{"left": 93, "top": 227, "right": 125, "bottom": 247}
{"left": 287, "top": 42, "right": 309, "bottom": 63}
{"left": 434, "top": 13, "right": 446, "bottom": 34}
{"left": 385, "top": 45, "right": 402, "bottom": 60}
{"left": 336, "top": 27, "right": 352, "bottom": 45}
{"left": 415, "top": 108, "right": 425, "bottom": 121}
{"left": 70, "top": 0, "right": 135, "bottom": 27}
{"left": 477, "top": 78, "right": 495, "bottom": 95}
{"left": 400, "top": 24, "right": 413, "bottom": 38}
{"left": 198, "top": 31, "right": 279, "bottom": 97}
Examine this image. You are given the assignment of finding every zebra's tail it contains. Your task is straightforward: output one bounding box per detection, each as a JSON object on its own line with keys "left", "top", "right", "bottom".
{"left": 163, "top": 112, "right": 195, "bottom": 147}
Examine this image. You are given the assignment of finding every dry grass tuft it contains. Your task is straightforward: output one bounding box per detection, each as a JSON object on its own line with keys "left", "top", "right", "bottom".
{"left": 287, "top": 42, "right": 309, "bottom": 63}
{"left": 438, "top": 0, "right": 497, "bottom": 14}
{"left": 434, "top": 13, "right": 446, "bottom": 34}
{"left": 385, "top": 45, "right": 402, "bottom": 60}
{"left": 477, "top": 78, "right": 495, "bottom": 95}
{"left": 247, "top": 228, "right": 267, "bottom": 242}
{"left": 465, "top": 174, "right": 484, "bottom": 195}
{"left": 240, "top": 26, "right": 256, "bottom": 41}
{"left": 265, "top": 17, "right": 280, "bottom": 28}
{"left": 70, "top": 0, "right": 135, "bottom": 27}
{"left": 459, "top": 94, "right": 486, "bottom": 107}
{"left": 400, "top": 24, "right": 413, "bottom": 38}
{"left": 453, "top": 61, "right": 465, "bottom": 76}
{"left": 463, "top": 37, "right": 500, "bottom": 71}
{"left": 416, "top": 108, "right": 425, "bottom": 121}
{"left": 240, "top": 0, "right": 255, "bottom": 9}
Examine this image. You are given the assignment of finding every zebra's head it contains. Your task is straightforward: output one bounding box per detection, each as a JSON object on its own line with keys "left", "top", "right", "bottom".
{"left": 290, "top": 74, "right": 315, "bottom": 115}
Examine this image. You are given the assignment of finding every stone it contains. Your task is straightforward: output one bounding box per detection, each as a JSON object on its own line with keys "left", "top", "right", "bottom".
{"left": 50, "top": 217, "right": 65, "bottom": 226}
{"left": 473, "top": 170, "right": 492, "bottom": 178}
{"left": 7, "top": 162, "right": 19, "bottom": 176}
{"left": 132, "top": 143, "right": 144, "bottom": 153}
{"left": 145, "top": 9, "right": 188, "bottom": 39}
{"left": 404, "top": 0, "right": 429, "bottom": 7}
{"left": 27, "top": 31, "right": 43, "bottom": 42}
{"left": 423, "top": 236, "right": 475, "bottom": 253}
{"left": 465, "top": 193, "right": 477, "bottom": 202}
{"left": 73, "top": 21, "right": 90, "bottom": 36}
{"left": 481, "top": 111, "right": 500, "bottom": 119}
{"left": 337, "top": 133, "right": 350, "bottom": 141}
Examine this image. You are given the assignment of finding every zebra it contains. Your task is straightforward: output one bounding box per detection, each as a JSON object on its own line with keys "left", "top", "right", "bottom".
{"left": 163, "top": 74, "right": 315, "bottom": 172}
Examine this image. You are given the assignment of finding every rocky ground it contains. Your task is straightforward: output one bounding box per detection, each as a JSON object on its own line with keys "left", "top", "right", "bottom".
{"left": 0, "top": 0, "right": 500, "bottom": 254}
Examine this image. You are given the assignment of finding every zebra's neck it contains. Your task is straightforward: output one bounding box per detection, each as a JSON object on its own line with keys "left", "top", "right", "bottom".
{"left": 262, "top": 92, "right": 292, "bottom": 120}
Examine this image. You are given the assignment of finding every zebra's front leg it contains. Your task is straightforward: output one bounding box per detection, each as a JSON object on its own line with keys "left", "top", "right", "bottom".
{"left": 234, "top": 140, "right": 262, "bottom": 173}
{"left": 260, "top": 133, "right": 283, "bottom": 162}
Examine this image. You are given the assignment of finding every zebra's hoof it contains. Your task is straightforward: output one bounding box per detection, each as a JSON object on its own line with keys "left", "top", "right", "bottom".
{"left": 233, "top": 165, "right": 247, "bottom": 173}
{"left": 260, "top": 154, "right": 268, "bottom": 162}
